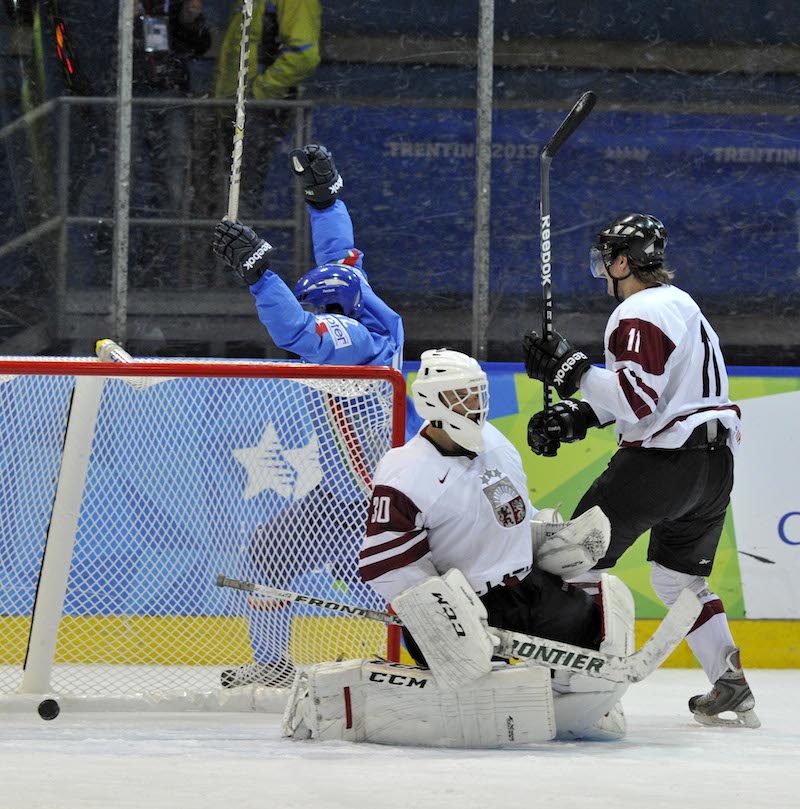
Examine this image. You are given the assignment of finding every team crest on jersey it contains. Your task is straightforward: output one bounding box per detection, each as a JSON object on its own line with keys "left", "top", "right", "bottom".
{"left": 479, "top": 467, "right": 526, "bottom": 527}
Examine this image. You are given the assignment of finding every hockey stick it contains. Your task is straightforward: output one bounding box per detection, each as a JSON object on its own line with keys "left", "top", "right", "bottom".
{"left": 216, "top": 574, "right": 404, "bottom": 625}
{"left": 215, "top": 574, "right": 700, "bottom": 684}
{"left": 539, "top": 91, "right": 596, "bottom": 456}
{"left": 226, "top": 0, "right": 255, "bottom": 222}
{"left": 490, "top": 586, "right": 700, "bottom": 684}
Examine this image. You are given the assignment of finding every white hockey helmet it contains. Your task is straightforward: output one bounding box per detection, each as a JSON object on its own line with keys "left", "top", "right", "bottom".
{"left": 411, "top": 348, "right": 489, "bottom": 452}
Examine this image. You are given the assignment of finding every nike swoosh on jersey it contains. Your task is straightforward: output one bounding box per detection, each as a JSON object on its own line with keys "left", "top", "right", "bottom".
{"left": 438, "top": 471, "right": 449, "bottom": 484}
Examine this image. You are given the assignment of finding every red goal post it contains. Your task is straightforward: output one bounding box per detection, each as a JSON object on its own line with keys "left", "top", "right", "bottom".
{"left": 0, "top": 357, "right": 405, "bottom": 712}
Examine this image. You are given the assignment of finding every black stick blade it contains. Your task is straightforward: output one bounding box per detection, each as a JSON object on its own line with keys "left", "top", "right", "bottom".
{"left": 542, "top": 91, "right": 597, "bottom": 159}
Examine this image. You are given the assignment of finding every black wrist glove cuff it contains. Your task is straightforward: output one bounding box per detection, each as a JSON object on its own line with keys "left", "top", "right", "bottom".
{"left": 552, "top": 351, "right": 591, "bottom": 398}
{"left": 577, "top": 400, "right": 601, "bottom": 429}
{"left": 304, "top": 175, "right": 342, "bottom": 209}
{"left": 241, "top": 242, "right": 272, "bottom": 284}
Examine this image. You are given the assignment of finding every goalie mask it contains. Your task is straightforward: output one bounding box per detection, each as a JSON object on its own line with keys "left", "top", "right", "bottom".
{"left": 293, "top": 264, "right": 364, "bottom": 318}
{"left": 412, "top": 349, "right": 489, "bottom": 452}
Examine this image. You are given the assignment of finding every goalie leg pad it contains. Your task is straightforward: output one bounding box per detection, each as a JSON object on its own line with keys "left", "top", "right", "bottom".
{"left": 554, "top": 573, "right": 635, "bottom": 695}
{"left": 281, "top": 658, "right": 366, "bottom": 742}
{"left": 549, "top": 574, "right": 634, "bottom": 740}
{"left": 552, "top": 689, "right": 627, "bottom": 740}
{"left": 531, "top": 505, "right": 611, "bottom": 578}
{"left": 391, "top": 569, "right": 494, "bottom": 689}
{"left": 283, "top": 658, "right": 556, "bottom": 748}
{"left": 599, "top": 572, "right": 636, "bottom": 657}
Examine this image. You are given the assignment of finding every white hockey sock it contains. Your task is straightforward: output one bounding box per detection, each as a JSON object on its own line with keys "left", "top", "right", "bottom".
{"left": 650, "top": 561, "right": 736, "bottom": 684}
{"left": 685, "top": 604, "right": 737, "bottom": 683}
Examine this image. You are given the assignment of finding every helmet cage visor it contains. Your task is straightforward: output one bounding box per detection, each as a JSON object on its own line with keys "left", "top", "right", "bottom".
{"left": 432, "top": 377, "right": 490, "bottom": 452}
{"left": 412, "top": 368, "right": 490, "bottom": 453}
{"left": 411, "top": 349, "right": 491, "bottom": 452}
{"left": 589, "top": 246, "right": 612, "bottom": 279}
{"left": 438, "top": 383, "right": 490, "bottom": 430}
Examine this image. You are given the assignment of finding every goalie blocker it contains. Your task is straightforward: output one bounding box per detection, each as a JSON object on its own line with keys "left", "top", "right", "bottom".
{"left": 283, "top": 569, "right": 635, "bottom": 747}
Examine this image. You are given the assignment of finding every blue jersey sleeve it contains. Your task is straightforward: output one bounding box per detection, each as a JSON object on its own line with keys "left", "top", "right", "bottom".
{"left": 308, "top": 200, "right": 365, "bottom": 273}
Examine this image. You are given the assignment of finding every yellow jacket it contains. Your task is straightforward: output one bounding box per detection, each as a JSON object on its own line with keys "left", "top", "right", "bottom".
{"left": 215, "top": 0, "right": 321, "bottom": 100}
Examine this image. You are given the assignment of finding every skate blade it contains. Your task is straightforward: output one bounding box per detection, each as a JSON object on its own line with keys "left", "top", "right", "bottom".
{"left": 692, "top": 708, "right": 761, "bottom": 729}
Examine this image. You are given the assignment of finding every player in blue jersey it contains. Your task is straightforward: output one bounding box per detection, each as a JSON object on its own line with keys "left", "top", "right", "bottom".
{"left": 214, "top": 144, "right": 415, "bottom": 384}
{"left": 213, "top": 145, "right": 422, "bottom": 688}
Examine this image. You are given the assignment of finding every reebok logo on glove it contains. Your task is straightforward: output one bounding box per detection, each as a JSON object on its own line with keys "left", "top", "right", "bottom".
{"left": 305, "top": 175, "right": 343, "bottom": 198}
{"left": 553, "top": 351, "right": 588, "bottom": 388}
{"left": 243, "top": 241, "right": 273, "bottom": 272}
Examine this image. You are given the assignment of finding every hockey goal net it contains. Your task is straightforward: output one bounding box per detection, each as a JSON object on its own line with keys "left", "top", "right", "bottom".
{"left": 0, "top": 357, "right": 405, "bottom": 711}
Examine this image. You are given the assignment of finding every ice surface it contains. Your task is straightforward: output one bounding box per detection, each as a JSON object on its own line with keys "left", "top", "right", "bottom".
{"left": 1, "top": 669, "right": 797, "bottom": 809}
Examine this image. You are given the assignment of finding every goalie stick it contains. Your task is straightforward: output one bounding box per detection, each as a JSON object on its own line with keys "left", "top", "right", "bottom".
{"left": 539, "top": 91, "right": 597, "bottom": 456}
{"left": 215, "top": 574, "right": 700, "bottom": 685}
{"left": 216, "top": 575, "right": 405, "bottom": 625}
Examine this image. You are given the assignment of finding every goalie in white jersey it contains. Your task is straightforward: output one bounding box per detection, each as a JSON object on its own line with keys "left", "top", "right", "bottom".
{"left": 522, "top": 213, "right": 758, "bottom": 729}
{"left": 282, "top": 348, "right": 639, "bottom": 748}
{"left": 360, "top": 351, "right": 601, "bottom": 654}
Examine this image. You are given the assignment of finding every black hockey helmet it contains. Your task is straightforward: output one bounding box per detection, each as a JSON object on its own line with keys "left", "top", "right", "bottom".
{"left": 593, "top": 213, "right": 667, "bottom": 269}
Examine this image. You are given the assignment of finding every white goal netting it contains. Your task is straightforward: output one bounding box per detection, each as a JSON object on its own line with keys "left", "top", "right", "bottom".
{"left": 0, "top": 357, "right": 404, "bottom": 709}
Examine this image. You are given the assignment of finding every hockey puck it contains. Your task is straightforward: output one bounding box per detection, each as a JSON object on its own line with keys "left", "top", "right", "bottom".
{"left": 37, "top": 698, "right": 60, "bottom": 721}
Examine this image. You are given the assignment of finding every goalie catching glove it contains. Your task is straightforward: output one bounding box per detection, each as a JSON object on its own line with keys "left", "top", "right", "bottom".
{"left": 212, "top": 220, "right": 273, "bottom": 285}
{"left": 530, "top": 505, "right": 610, "bottom": 578}
{"left": 522, "top": 330, "right": 591, "bottom": 399}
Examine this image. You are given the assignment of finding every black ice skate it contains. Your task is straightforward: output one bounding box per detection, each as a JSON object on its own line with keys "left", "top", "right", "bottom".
{"left": 220, "top": 659, "right": 296, "bottom": 689}
{"left": 688, "top": 647, "right": 760, "bottom": 728}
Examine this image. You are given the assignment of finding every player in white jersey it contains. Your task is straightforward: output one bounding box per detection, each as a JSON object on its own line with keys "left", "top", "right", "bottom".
{"left": 522, "top": 213, "right": 759, "bottom": 728}
{"left": 280, "top": 348, "right": 635, "bottom": 747}
{"left": 361, "top": 348, "right": 604, "bottom": 661}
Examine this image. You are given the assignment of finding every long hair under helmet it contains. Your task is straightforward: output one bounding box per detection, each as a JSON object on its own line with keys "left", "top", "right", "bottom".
{"left": 411, "top": 348, "right": 489, "bottom": 452}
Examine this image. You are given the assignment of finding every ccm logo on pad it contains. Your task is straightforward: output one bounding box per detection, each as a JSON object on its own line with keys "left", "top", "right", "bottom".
{"left": 432, "top": 592, "right": 466, "bottom": 637}
{"left": 368, "top": 672, "right": 428, "bottom": 688}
